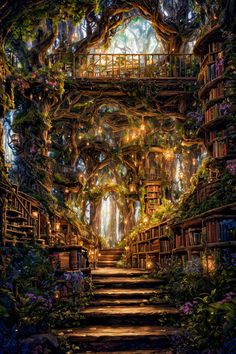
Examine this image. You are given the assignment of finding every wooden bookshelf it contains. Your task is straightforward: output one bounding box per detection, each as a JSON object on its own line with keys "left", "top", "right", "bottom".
{"left": 172, "top": 203, "right": 236, "bottom": 270}
{"left": 144, "top": 181, "right": 162, "bottom": 216}
{"left": 131, "top": 220, "right": 172, "bottom": 269}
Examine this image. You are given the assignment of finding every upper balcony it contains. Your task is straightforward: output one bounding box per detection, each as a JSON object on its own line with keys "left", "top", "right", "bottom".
{"left": 48, "top": 52, "right": 198, "bottom": 81}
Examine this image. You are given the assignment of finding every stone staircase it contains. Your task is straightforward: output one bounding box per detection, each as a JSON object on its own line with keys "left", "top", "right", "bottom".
{"left": 60, "top": 267, "right": 179, "bottom": 353}
{"left": 97, "top": 248, "right": 124, "bottom": 268}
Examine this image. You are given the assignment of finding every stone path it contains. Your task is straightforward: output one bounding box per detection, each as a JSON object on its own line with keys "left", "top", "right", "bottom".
{"left": 60, "top": 267, "right": 179, "bottom": 353}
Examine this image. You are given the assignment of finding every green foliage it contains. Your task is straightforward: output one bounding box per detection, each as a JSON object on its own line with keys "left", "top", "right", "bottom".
{"left": 13, "top": 109, "right": 50, "bottom": 132}
{"left": 151, "top": 199, "right": 176, "bottom": 223}
{"left": 49, "top": 301, "right": 85, "bottom": 329}
{"left": 10, "top": 0, "right": 98, "bottom": 41}
{"left": 152, "top": 261, "right": 236, "bottom": 351}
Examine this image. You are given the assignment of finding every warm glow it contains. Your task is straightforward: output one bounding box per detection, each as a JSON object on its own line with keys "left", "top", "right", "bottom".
{"left": 55, "top": 222, "right": 60, "bottom": 231}
{"left": 179, "top": 172, "right": 184, "bottom": 180}
{"left": 32, "top": 211, "right": 39, "bottom": 219}
{"left": 140, "top": 123, "right": 145, "bottom": 132}
{"left": 143, "top": 216, "right": 149, "bottom": 223}
{"left": 164, "top": 149, "right": 174, "bottom": 160}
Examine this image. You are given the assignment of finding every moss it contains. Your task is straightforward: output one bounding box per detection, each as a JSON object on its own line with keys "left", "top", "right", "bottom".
{"left": 13, "top": 109, "right": 50, "bottom": 131}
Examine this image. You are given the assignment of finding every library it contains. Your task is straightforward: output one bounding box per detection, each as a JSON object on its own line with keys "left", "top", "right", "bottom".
{"left": 0, "top": 1, "right": 236, "bottom": 353}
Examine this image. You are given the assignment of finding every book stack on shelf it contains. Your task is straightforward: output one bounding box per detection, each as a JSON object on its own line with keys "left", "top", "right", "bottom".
{"left": 131, "top": 220, "right": 171, "bottom": 269}
{"left": 144, "top": 182, "right": 162, "bottom": 216}
{"left": 160, "top": 239, "right": 170, "bottom": 253}
{"left": 187, "top": 228, "right": 202, "bottom": 246}
{"left": 197, "top": 35, "right": 236, "bottom": 163}
{"left": 172, "top": 203, "right": 236, "bottom": 270}
{"left": 205, "top": 217, "right": 236, "bottom": 243}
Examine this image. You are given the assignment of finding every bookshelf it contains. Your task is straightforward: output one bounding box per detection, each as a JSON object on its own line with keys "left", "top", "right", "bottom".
{"left": 144, "top": 181, "right": 162, "bottom": 216}
{"left": 172, "top": 203, "right": 236, "bottom": 270}
{"left": 196, "top": 29, "right": 236, "bottom": 162}
{"left": 131, "top": 220, "right": 172, "bottom": 269}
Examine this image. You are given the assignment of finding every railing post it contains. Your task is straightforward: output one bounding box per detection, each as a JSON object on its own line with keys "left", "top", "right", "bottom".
{"left": 73, "top": 54, "right": 76, "bottom": 79}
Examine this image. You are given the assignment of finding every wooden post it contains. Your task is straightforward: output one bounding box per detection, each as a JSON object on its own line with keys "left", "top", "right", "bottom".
{"left": 112, "top": 55, "right": 114, "bottom": 78}
{"left": 99, "top": 54, "right": 102, "bottom": 78}
{"left": 138, "top": 54, "right": 141, "bottom": 77}
{"left": 118, "top": 54, "right": 121, "bottom": 79}
{"left": 72, "top": 54, "right": 76, "bottom": 79}
{"left": 93, "top": 55, "right": 95, "bottom": 78}
{"left": 144, "top": 54, "right": 147, "bottom": 77}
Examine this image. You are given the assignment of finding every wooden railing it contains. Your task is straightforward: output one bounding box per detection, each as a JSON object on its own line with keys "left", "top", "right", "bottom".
{"left": 48, "top": 53, "right": 197, "bottom": 79}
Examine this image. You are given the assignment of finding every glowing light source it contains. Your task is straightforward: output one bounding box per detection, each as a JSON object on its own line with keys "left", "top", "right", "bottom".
{"left": 55, "top": 222, "right": 60, "bottom": 231}
{"left": 53, "top": 290, "right": 60, "bottom": 300}
{"left": 179, "top": 172, "right": 184, "bottom": 180}
{"left": 143, "top": 215, "right": 149, "bottom": 223}
{"left": 32, "top": 211, "right": 39, "bottom": 219}
{"left": 164, "top": 149, "right": 174, "bottom": 160}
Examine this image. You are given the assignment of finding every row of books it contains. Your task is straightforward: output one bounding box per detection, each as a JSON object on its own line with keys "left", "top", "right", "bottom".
{"left": 160, "top": 224, "right": 168, "bottom": 236}
{"left": 146, "top": 192, "right": 161, "bottom": 199}
{"left": 186, "top": 229, "right": 202, "bottom": 246}
{"left": 201, "top": 50, "right": 223, "bottom": 69}
{"left": 160, "top": 240, "right": 171, "bottom": 252}
{"left": 175, "top": 231, "right": 202, "bottom": 248}
{"left": 212, "top": 140, "right": 227, "bottom": 158}
{"left": 208, "top": 42, "right": 223, "bottom": 53}
{"left": 200, "top": 59, "right": 224, "bottom": 85}
{"left": 208, "top": 82, "right": 224, "bottom": 100}
{"left": 137, "top": 242, "right": 160, "bottom": 253}
{"left": 204, "top": 103, "right": 223, "bottom": 123}
{"left": 206, "top": 219, "right": 236, "bottom": 243}
{"left": 146, "top": 185, "right": 160, "bottom": 193}
{"left": 209, "top": 129, "right": 226, "bottom": 142}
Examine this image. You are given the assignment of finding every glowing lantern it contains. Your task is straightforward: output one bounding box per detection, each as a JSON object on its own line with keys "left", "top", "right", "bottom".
{"left": 32, "top": 211, "right": 39, "bottom": 219}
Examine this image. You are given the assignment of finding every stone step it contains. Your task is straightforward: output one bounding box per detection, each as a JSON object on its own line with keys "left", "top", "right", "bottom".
{"left": 80, "top": 350, "right": 174, "bottom": 354}
{"left": 98, "top": 254, "right": 121, "bottom": 261}
{"left": 80, "top": 305, "right": 179, "bottom": 326}
{"left": 93, "top": 277, "right": 164, "bottom": 289}
{"left": 59, "top": 325, "right": 179, "bottom": 352}
{"left": 94, "top": 288, "right": 159, "bottom": 299}
{"left": 90, "top": 299, "right": 170, "bottom": 307}
{"left": 98, "top": 261, "right": 118, "bottom": 267}
{"left": 99, "top": 251, "right": 124, "bottom": 256}
{"left": 92, "top": 268, "right": 149, "bottom": 278}
{"left": 101, "top": 248, "right": 124, "bottom": 252}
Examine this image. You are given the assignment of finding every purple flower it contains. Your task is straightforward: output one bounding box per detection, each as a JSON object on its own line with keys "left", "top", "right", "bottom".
{"left": 180, "top": 301, "right": 194, "bottom": 314}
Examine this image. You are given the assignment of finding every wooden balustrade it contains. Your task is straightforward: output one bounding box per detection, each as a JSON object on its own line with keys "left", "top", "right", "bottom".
{"left": 48, "top": 52, "right": 197, "bottom": 79}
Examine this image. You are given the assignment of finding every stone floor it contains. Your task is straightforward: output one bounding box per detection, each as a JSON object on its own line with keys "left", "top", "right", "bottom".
{"left": 58, "top": 267, "right": 180, "bottom": 353}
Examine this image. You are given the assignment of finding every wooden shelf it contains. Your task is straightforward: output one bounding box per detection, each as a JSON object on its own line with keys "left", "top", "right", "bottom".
{"left": 201, "top": 115, "right": 231, "bottom": 130}
{"left": 6, "top": 228, "right": 27, "bottom": 235}
{"left": 199, "top": 76, "right": 225, "bottom": 99}
{"left": 194, "top": 24, "right": 223, "bottom": 56}
{"left": 207, "top": 241, "right": 236, "bottom": 248}
{"left": 203, "top": 95, "right": 225, "bottom": 111}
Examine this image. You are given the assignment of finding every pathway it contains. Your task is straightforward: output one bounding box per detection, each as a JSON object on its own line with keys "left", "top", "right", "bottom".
{"left": 61, "top": 267, "right": 180, "bottom": 353}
